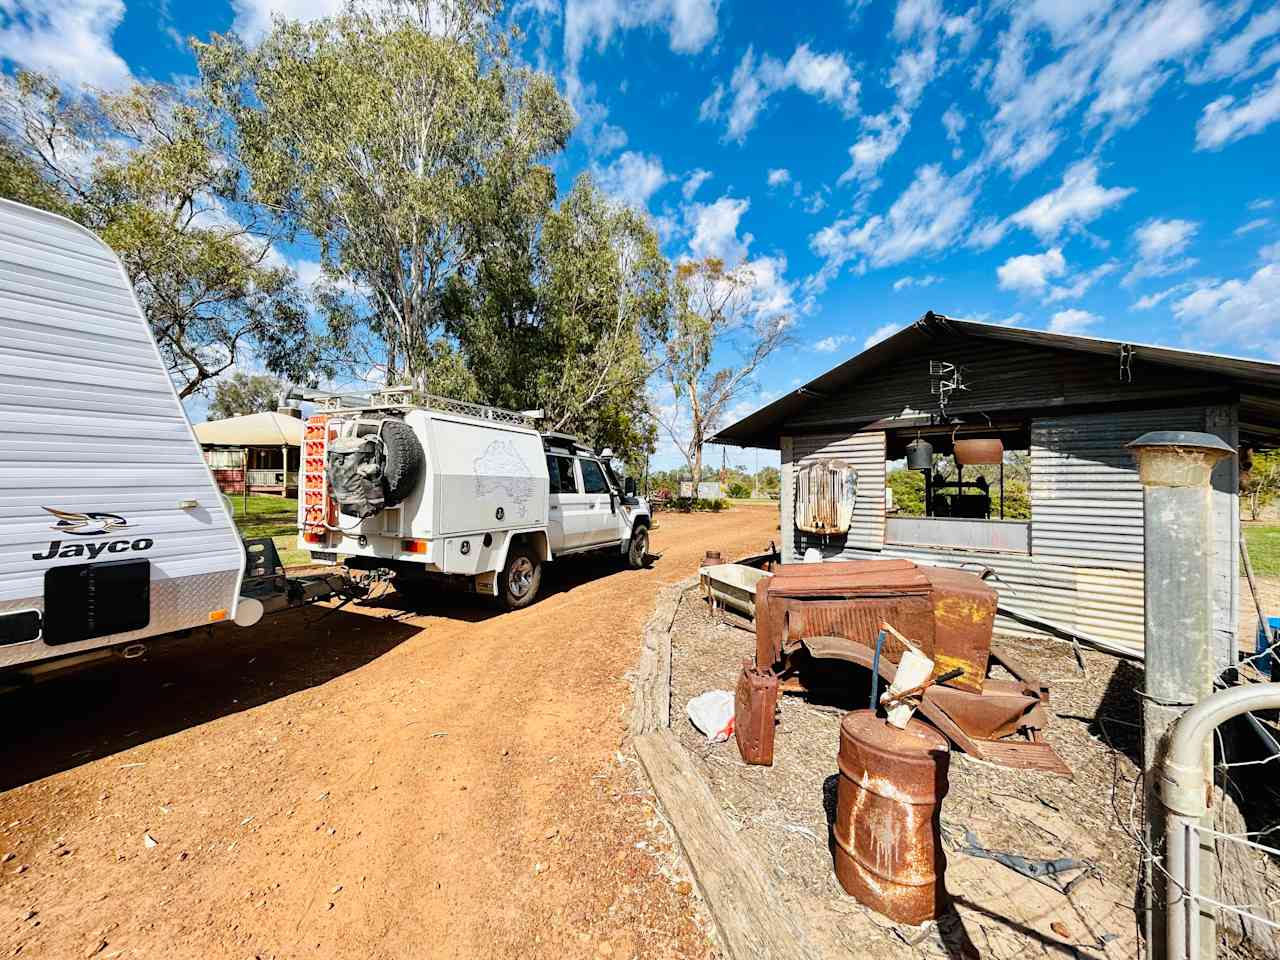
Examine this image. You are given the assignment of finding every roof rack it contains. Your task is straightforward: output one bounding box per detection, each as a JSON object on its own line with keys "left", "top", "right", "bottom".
{"left": 302, "top": 386, "right": 540, "bottom": 427}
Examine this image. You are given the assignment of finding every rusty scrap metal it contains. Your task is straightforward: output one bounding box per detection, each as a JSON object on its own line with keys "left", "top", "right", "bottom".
{"left": 740, "top": 558, "right": 1070, "bottom": 775}
{"left": 833, "top": 710, "right": 951, "bottom": 925}
{"left": 794, "top": 459, "right": 856, "bottom": 535}
{"left": 734, "top": 661, "right": 779, "bottom": 766}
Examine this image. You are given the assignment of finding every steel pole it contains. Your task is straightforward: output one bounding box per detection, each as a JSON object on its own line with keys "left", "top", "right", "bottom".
{"left": 1129, "top": 431, "right": 1235, "bottom": 960}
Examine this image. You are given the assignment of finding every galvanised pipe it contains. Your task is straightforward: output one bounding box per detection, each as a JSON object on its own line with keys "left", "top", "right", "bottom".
{"left": 1163, "top": 683, "right": 1280, "bottom": 960}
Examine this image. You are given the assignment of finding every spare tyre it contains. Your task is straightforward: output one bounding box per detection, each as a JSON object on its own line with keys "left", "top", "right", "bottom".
{"left": 379, "top": 418, "right": 424, "bottom": 507}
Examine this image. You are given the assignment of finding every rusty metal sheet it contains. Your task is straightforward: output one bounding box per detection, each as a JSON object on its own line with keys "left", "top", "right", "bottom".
{"left": 833, "top": 710, "right": 951, "bottom": 925}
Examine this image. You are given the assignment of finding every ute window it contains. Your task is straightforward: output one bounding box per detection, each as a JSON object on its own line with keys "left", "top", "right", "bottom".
{"left": 579, "top": 459, "right": 610, "bottom": 494}
{"left": 547, "top": 455, "right": 577, "bottom": 494}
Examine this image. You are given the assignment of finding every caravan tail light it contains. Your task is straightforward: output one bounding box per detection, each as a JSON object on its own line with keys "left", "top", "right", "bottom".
{"left": 402, "top": 539, "right": 429, "bottom": 555}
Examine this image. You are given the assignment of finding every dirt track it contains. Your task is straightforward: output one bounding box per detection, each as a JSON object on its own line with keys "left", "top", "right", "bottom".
{"left": 0, "top": 505, "right": 778, "bottom": 960}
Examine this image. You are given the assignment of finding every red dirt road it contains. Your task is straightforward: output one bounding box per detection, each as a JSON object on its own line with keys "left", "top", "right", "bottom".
{"left": 0, "top": 506, "right": 777, "bottom": 960}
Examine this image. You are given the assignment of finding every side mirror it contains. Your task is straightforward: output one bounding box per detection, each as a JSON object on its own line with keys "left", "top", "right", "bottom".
{"left": 624, "top": 476, "right": 637, "bottom": 496}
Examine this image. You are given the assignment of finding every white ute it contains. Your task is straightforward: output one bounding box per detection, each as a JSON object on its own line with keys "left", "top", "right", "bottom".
{"left": 296, "top": 389, "right": 652, "bottom": 608}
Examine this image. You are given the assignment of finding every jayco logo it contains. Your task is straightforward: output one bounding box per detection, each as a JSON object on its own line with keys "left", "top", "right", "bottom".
{"left": 32, "top": 507, "right": 153, "bottom": 561}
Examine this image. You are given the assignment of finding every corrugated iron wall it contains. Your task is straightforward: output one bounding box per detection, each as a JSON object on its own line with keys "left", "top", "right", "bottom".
{"left": 790, "top": 432, "right": 886, "bottom": 556}
{"left": 1030, "top": 408, "right": 1204, "bottom": 570}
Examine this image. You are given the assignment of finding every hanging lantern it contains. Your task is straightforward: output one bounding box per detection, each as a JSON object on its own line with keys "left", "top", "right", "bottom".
{"left": 906, "top": 438, "right": 934, "bottom": 471}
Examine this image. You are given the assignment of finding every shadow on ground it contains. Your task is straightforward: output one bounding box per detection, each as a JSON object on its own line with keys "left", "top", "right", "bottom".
{"left": 0, "top": 607, "right": 419, "bottom": 791}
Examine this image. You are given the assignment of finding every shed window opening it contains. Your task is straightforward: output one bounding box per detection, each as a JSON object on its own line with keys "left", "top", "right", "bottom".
{"left": 886, "top": 425, "right": 1030, "bottom": 521}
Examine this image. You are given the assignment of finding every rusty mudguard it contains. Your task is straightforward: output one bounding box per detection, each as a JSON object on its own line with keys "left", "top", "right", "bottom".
{"left": 734, "top": 661, "right": 779, "bottom": 766}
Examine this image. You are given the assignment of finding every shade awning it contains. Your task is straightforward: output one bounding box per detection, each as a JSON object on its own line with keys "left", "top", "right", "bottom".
{"left": 193, "top": 411, "right": 304, "bottom": 447}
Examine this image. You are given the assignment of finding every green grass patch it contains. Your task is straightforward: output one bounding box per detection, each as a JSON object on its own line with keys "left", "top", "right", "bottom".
{"left": 229, "top": 494, "right": 298, "bottom": 539}
{"left": 1246, "top": 524, "right": 1280, "bottom": 578}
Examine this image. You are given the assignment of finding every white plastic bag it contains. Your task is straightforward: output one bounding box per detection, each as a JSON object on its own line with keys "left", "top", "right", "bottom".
{"left": 687, "top": 690, "right": 736, "bottom": 743}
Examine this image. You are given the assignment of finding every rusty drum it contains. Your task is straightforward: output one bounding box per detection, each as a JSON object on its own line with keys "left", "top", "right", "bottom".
{"left": 832, "top": 710, "right": 950, "bottom": 925}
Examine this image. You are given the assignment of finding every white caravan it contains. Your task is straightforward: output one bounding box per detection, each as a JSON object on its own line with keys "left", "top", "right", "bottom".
{"left": 0, "top": 200, "right": 248, "bottom": 671}
{"left": 296, "top": 391, "right": 652, "bottom": 608}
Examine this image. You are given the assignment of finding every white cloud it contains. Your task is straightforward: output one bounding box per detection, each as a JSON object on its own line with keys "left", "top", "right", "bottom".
{"left": 564, "top": 0, "right": 718, "bottom": 65}
{"left": 592, "top": 151, "right": 673, "bottom": 211}
{"left": 810, "top": 163, "right": 976, "bottom": 284}
{"left": 699, "top": 83, "right": 725, "bottom": 122}
{"left": 864, "top": 322, "right": 900, "bottom": 348}
{"left": 0, "top": 0, "right": 131, "bottom": 89}
{"left": 1132, "top": 284, "right": 1189, "bottom": 310}
{"left": 1193, "top": 8, "right": 1280, "bottom": 83}
{"left": 983, "top": 0, "right": 1216, "bottom": 178}
{"left": 1235, "top": 218, "right": 1270, "bottom": 236}
{"left": 1048, "top": 308, "right": 1101, "bottom": 334}
{"left": 814, "top": 334, "right": 852, "bottom": 353}
{"left": 1196, "top": 69, "right": 1280, "bottom": 150}
{"left": 966, "top": 217, "right": 1009, "bottom": 251}
{"left": 839, "top": 108, "right": 911, "bottom": 185}
{"left": 230, "top": 0, "right": 344, "bottom": 42}
{"left": 719, "top": 43, "right": 860, "bottom": 142}
{"left": 892, "top": 274, "right": 940, "bottom": 291}
{"left": 1263, "top": 241, "right": 1280, "bottom": 262}
{"left": 1125, "top": 217, "right": 1199, "bottom": 285}
{"left": 563, "top": 0, "right": 718, "bottom": 156}
{"left": 1173, "top": 262, "right": 1280, "bottom": 357}
{"left": 1251, "top": 198, "right": 1276, "bottom": 212}
{"left": 766, "top": 168, "right": 791, "bottom": 187}
{"left": 942, "top": 104, "right": 966, "bottom": 155}
{"left": 997, "top": 248, "right": 1067, "bottom": 296}
{"left": 1009, "top": 160, "right": 1135, "bottom": 242}
{"left": 685, "top": 196, "right": 752, "bottom": 263}
{"left": 952, "top": 311, "right": 1026, "bottom": 327}
{"left": 682, "top": 168, "right": 712, "bottom": 201}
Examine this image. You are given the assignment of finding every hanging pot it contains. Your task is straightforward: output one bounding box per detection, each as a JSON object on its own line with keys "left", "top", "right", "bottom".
{"left": 953, "top": 438, "right": 1004, "bottom": 466}
{"left": 905, "top": 438, "right": 934, "bottom": 471}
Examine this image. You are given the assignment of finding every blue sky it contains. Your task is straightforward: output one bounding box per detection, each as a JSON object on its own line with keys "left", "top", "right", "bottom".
{"left": 2, "top": 0, "right": 1279, "bottom": 470}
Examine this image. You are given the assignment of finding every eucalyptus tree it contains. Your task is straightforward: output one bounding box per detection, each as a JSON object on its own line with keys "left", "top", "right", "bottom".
{"left": 658, "top": 257, "right": 791, "bottom": 487}
{"left": 443, "top": 173, "right": 671, "bottom": 462}
{"left": 0, "top": 72, "right": 326, "bottom": 398}
{"left": 197, "top": 0, "right": 574, "bottom": 385}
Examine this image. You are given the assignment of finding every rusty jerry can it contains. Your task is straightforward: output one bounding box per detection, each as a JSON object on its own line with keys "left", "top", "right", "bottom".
{"left": 734, "top": 661, "right": 779, "bottom": 765}
{"left": 833, "top": 709, "right": 951, "bottom": 925}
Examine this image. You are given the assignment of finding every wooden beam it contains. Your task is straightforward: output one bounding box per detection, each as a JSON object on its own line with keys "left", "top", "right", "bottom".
{"left": 634, "top": 730, "right": 823, "bottom": 960}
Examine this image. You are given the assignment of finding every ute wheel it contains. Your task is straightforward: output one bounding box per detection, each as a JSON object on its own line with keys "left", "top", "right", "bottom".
{"left": 626, "top": 525, "right": 649, "bottom": 569}
{"left": 380, "top": 418, "right": 424, "bottom": 508}
{"left": 499, "top": 544, "right": 541, "bottom": 610}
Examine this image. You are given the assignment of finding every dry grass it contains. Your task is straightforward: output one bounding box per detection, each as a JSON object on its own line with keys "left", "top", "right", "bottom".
{"left": 669, "top": 588, "right": 1145, "bottom": 958}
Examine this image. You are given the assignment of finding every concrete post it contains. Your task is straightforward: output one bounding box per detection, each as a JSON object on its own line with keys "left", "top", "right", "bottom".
{"left": 1129, "top": 431, "right": 1235, "bottom": 960}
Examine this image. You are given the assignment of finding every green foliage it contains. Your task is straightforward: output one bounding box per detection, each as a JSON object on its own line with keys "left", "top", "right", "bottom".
{"left": 197, "top": 0, "right": 573, "bottom": 385}
{"left": 209, "top": 372, "right": 285, "bottom": 419}
{"left": 890, "top": 454, "right": 1032, "bottom": 520}
{"left": 725, "top": 480, "right": 753, "bottom": 498}
{"left": 0, "top": 139, "right": 74, "bottom": 217}
{"left": 1243, "top": 449, "right": 1280, "bottom": 521}
{"left": 888, "top": 468, "right": 926, "bottom": 515}
{"left": 0, "top": 72, "right": 337, "bottom": 398}
{"left": 443, "top": 173, "right": 670, "bottom": 463}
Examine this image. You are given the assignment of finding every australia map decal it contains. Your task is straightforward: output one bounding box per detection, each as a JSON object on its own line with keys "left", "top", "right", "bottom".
{"left": 474, "top": 439, "right": 535, "bottom": 518}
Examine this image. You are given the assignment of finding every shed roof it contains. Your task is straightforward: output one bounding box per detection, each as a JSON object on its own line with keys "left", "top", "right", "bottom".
{"left": 193, "top": 411, "right": 304, "bottom": 448}
{"left": 710, "top": 312, "right": 1280, "bottom": 449}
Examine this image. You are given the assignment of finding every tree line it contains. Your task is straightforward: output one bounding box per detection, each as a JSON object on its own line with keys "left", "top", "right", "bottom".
{"left": 0, "top": 0, "right": 788, "bottom": 479}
